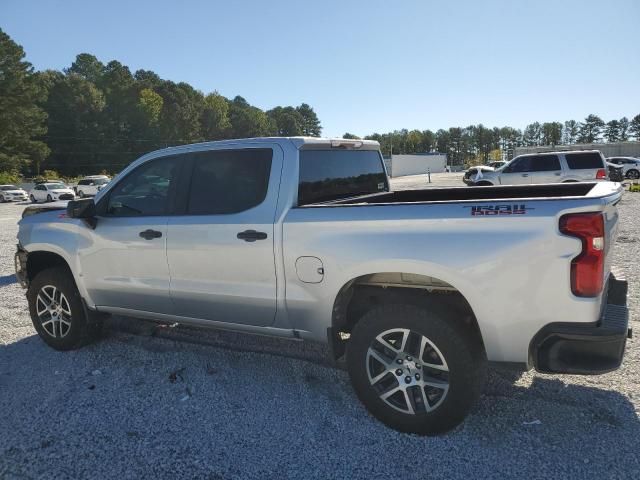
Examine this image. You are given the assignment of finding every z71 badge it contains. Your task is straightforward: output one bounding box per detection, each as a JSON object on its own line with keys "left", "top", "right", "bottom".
{"left": 465, "top": 204, "right": 534, "bottom": 216}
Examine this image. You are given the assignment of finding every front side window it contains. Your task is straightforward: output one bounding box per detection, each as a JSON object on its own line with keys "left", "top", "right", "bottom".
{"left": 105, "top": 155, "right": 180, "bottom": 216}
{"left": 47, "top": 183, "right": 65, "bottom": 190}
{"left": 505, "top": 156, "right": 533, "bottom": 173}
{"left": 186, "top": 149, "right": 272, "bottom": 215}
{"left": 530, "top": 155, "right": 560, "bottom": 172}
{"left": 565, "top": 152, "right": 604, "bottom": 170}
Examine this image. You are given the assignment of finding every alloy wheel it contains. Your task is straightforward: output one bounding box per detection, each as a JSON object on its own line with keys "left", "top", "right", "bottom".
{"left": 366, "top": 328, "right": 449, "bottom": 414}
{"left": 36, "top": 285, "right": 72, "bottom": 338}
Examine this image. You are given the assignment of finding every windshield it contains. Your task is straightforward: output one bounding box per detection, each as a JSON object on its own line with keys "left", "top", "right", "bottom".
{"left": 0, "top": 185, "right": 19, "bottom": 191}
{"left": 94, "top": 178, "right": 109, "bottom": 185}
{"left": 298, "top": 149, "right": 388, "bottom": 205}
{"left": 47, "top": 183, "right": 66, "bottom": 189}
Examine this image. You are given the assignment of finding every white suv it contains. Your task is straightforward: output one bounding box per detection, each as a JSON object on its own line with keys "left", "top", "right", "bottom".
{"left": 607, "top": 157, "right": 640, "bottom": 179}
{"left": 75, "top": 176, "right": 110, "bottom": 197}
{"left": 472, "top": 150, "right": 607, "bottom": 186}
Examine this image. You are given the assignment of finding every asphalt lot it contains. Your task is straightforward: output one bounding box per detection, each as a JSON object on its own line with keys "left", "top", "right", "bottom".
{"left": 1, "top": 175, "right": 639, "bottom": 479}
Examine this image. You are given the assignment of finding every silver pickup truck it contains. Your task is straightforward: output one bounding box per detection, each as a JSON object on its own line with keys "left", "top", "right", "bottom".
{"left": 15, "top": 137, "right": 631, "bottom": 435}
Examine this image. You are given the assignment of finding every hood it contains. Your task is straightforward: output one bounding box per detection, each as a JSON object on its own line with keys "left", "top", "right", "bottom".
{"left": 21, "top": 202, "right": 69, "bottom": 219}
{"left": 51, "top": 188, "right": 73, "bottom": 194}
{"left": 3, "top": 189, "right": 26, "bottom": 194}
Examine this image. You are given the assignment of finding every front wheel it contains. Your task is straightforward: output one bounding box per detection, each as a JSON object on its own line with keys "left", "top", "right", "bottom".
{"left": 78, "top": 190, "right": 85, "bottom": 198}
{"left": 46, "top": 194, "right": 53, "bottom": 202}
{"left": 27, "top": 267, "right": 103, "bottom": 350}
{"left": 0, "top": 195, "right": 5, "bottom": 203}
{"left": 347, "top": 304, "right": 486, "bottom": 435}
{"left": 30, "top": 194, "right": 37, "bottom": 203}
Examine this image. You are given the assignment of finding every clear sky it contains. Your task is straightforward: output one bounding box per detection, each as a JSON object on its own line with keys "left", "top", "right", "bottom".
{"left": 2, "top": 0, "right": 639, "bottom": 137}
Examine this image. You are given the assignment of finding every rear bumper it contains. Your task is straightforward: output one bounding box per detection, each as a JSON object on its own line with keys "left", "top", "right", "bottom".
{"left": 529, "top": 272, "right": 631, "bottom": 375}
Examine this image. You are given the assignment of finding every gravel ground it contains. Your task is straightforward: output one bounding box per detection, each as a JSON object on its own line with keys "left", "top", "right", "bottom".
{"left": 0, "top": 177, "right": 638, "bottom": 479}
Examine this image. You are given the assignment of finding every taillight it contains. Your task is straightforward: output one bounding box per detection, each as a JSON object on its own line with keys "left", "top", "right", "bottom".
{"left": 596, "top": 169, "right": 607, "bottom": 179}
{"left": 559, "top": 212, "right": 605, "bottom": 297}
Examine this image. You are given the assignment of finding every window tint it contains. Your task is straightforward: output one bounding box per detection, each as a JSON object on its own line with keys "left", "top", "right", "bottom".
{"left": 78, "top": 180, "right": 90, "bottom": 185}
{"left": 505, "top": 156, "right": 534, "bottom": 173}
{"left": 565, "top": 152, "right": 604, "bottom": 169}
{"left": 106, "top": 155, "right": 179, "bottom": 216}
{"left": 186, "top": 149, "right": 272, "bottom": 215}
{"left": 298, "top": 150, "right": 388, "bottom": 205}
{"left": 530, "top": 155, "right": 560, "bottom": 172}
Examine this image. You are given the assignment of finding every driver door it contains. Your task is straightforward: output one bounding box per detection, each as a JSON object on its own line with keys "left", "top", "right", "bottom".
{"left": 498, "top": 157, "right": 533, "bottom": 185}
{"left": 79, "top": 154, "right": 185, "bottom": 314}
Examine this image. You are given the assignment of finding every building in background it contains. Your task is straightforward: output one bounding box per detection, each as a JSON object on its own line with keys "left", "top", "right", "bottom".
{"left": 515, "top": 141, "right": 640, "bottom": 159}
{"left": 383, "top": 153, "right": 447, "bottom": 177}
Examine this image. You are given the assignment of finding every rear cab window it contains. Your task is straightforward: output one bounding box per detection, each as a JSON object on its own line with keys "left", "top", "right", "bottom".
{"left": 565, "top": 152, "right": 605, "bottom": 170}
{"left": 298, "top": 149, "right": 388, "bottom": 205}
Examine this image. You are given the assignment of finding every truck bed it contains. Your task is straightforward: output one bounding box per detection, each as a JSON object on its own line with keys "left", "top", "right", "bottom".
{"left": 318, "top": 182, "right": 598, "bottom": 206}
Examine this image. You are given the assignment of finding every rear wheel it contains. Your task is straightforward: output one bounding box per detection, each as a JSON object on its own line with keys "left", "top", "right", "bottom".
{"left": 626, "top": 169, "right": 640, "bottom": 180}
{"left": 347, "top": 304, "right": 486, "bottom": 435}
{"left": 27, "top": 267, "right": 103, "bottom": 350}
{"left": 475, "top": 181, "right": 493, "bottom": 186}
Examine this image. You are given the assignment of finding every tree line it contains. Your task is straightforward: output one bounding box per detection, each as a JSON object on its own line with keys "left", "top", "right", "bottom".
{"left": 0, "top": 29, "right": 321, "bottom": 177}
{"left": 348, "top": 113, "right": 640, "bottom": 166}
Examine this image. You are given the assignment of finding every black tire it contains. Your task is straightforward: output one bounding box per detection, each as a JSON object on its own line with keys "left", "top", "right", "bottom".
{"left": 475, "top": 181, "right": 493, "bottom": 186}
{"left": 30, "top": 194, "right": 37, "bottom": 203}
{"left": 27, "top": 266, "right": 103, "bottom": 351}
{"left": 626, "top": 169, "right": 639, "bottom": 180}
{"left": 347, "top": 304, "right": 486, "bottom": 435}
{"left": 0, "top": 195, "right": 5, "bottom": 203}
{"left": 46, "top": 194, "right": 53, "bottom": 202}
{"left": 78, "top": 190, "right": 85, "bottom": 198}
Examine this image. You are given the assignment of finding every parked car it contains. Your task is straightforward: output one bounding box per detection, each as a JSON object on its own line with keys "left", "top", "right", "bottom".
{"left": 29, "top": 182, "right": 76, "bottom": 203}
{"left": 607, "top": 162, "right": 624, "bottom": 182}
{"left": 607, "top": 156, "right": 640, "bottom": 179}
{"left": 471, "top": 150, "right": 608, "bottom": 186}
{"left": 462, "top": 166, "right": 495, "bottom": 185}
{"left": 75, "top": 176, "right": 110, "bottom": 197}
{"left": 0, "top": 185, "right": 28, "bottom": 203}
{"left": 15, "top": 137, "right": 630, "bottom": 435}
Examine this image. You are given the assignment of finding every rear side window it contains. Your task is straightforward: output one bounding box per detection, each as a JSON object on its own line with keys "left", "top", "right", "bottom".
{"left": 565, "top": 152, "right": 604, "bottom": 170}
{"left": 186, "top": 149, "right": 272, "bottom": 215}
{"left": 298, "top": 150, "right": 388, "bottom": 205}
{"left": 530, "top": 155, "right": 560, "bottom": 171}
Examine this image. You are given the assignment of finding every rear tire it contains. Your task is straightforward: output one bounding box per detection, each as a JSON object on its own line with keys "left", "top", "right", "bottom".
{"left": 347, "top": 304, "right": 486, "bottom": 435}
{"left": 626, "top": 169, "right": 640, "bottom": 180}
{"left": 27, "top": 267, "right": 103, "bottom": 351}
{"left": 475, "top": 181, "right": 493, "bottom": 186}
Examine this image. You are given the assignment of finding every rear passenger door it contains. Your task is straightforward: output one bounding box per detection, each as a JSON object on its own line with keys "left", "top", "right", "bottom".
{"left": 528, "top": 154, "right": 562, "bottom": 184}
{"left": 166, "top": 146, "right": 283, "bottom": 327}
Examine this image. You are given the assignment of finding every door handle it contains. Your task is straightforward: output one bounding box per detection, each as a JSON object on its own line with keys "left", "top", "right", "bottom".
{"left": 554, "top": 172, "right": 562, "bottom": 176}
{"left": 237, "top": 230, "right": 268, "bottom": 242}
{"left": 139, "top": 229, "right": 162, "bottom": 240}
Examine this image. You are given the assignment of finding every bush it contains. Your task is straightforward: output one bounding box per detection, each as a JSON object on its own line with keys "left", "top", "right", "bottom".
{"left": 0, "top": 171, "right": 21, "bottom": 184}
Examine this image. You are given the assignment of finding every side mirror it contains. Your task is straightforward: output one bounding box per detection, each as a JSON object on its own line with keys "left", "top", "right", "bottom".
{"left": 67, "top": 199, "right": 97, "bottom": 229}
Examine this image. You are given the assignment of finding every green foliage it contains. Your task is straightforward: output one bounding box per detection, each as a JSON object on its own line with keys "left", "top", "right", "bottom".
{"left": 0, "top": 170, "right": 20, "bottom": 184}
{"left": 630, "top": 114, "right": 640, "bottom": 140}
{"left": 342, "top": 133, "right": 361, "bottom": 139}
{"left": 577, "top": 114, "right": 605, "bottom": 143}
{"left": 0, "top": 31, "right": 322, "bottom": 177}
{"left": 0, "top": 28, "right": 49, "bottom": 174}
